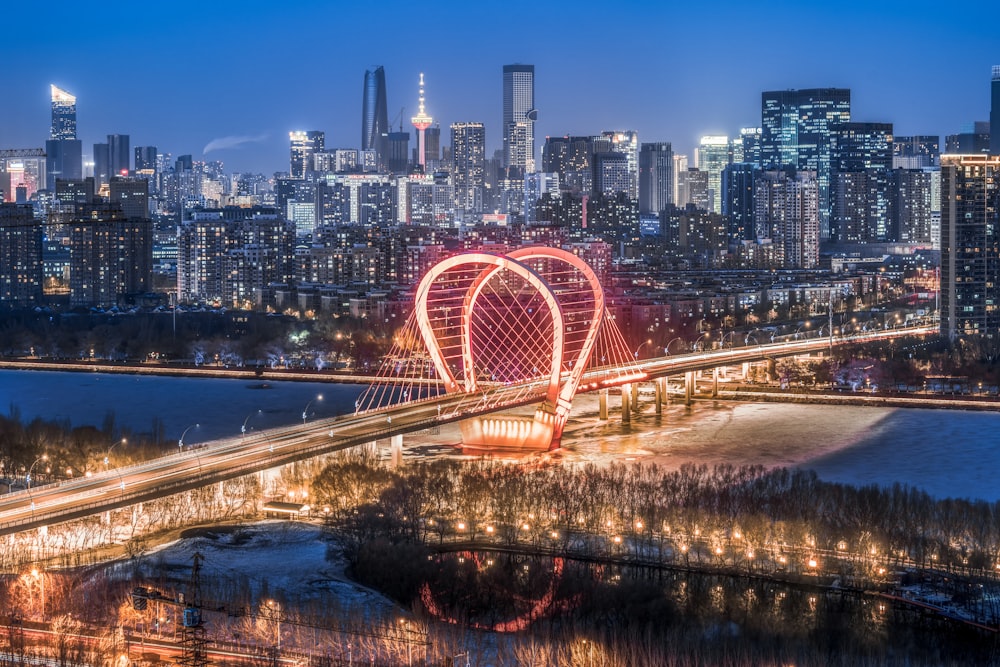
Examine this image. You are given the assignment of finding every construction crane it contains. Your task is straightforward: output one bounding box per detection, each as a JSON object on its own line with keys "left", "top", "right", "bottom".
{"left": 391, "top": 106, "right": 405, "bottom": 132}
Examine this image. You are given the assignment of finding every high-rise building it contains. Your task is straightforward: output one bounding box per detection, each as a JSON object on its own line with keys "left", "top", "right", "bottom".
{"left": 761, "top": 88, "right": 851, "bottom": 239}
{"left": 0, "top": 203, "right": 43, "bottom": 308}
{"left": 945, "top": 122, "right": 991, "bottom": 154}
{"left": 502, "top": 64, "right": 536, "bottom": 171}
{"left": 602, "top": 131, "right": 639, "bottom": 200}
{"left": 411, "top": 73, "right": 433, "bottom": 172}
{"left": 289, "top": 131, "right": 324, "bottom": 179}
{"left": 639, "top": 142, "right": 673, "bottom": 214}
{"left": 47, "top": 85, "right": 82, "bottom": 186}
{"left": 108, "top": 134, "right": 130, "bottom": 178}
{"left": 69, "top": 203, "right": 152, "bottom": 307}
{"left": 362, "top": 67, "right": 389, "bottom": 167}
{"left": 721, "top": 162, "right": 758, "bottom": 242}
{"left": 893, "top": 135, "right": 940, "bottom": 169}
{"left": 696, "top": 135, "right": 730, "bottom": 213}
{"left": 991, "top": 66, "right": 1000, "bottom": 155}
{"left": 0, "top": 149, "right": 47, "bottom": 202}
{"left": 387, "top": 131, "right": 410, "bottom": 173}
{"left": 424, "top": 125, "right": 441, "bottom": 166}
{"left": 940, "top": 154, "right": 1000, "bottom": 339}
{"left": 93, "top": 143, "right": 110, "bottom": 189}
{"left": 593, "top": 153, "right": 630, "bottom": 196}
{"left": 50, "top": 85, "right": 76, "bottom": 140}
{"left": 672, "top": 154, "right": 689, "bottom": 206}
{"left": 110, "top": 177, "right": 150, "bottom": 220}
{"left": 890, "top": 168, "right": 934, "bottom": 245}
{"left": 754, "top": 169, "right": 820, "bottom": 269}
{"left": 830, "top": 122, "right": 893, "bottom": 242}
{"left": 134, "top": 146, "right": 158, "bottom": 173}
{"left": 740, "top": 127, "right": 763, "bottom": 166}
{"left": 450, "top": 122, "right": 486, "bottom": 212}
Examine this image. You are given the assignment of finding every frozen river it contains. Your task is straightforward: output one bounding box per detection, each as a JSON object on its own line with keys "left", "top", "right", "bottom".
{"left": 1, "top": 370, "right": 998, "bottom": 502}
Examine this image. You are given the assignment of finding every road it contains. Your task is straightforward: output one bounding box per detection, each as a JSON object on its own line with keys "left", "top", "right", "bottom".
{"left": 0, "top": 325, "right": 935, "bottom": 536}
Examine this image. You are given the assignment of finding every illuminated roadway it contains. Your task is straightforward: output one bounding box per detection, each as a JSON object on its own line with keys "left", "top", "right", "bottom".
{"left": 0, "top": 325, "right": 936, "bottom": 536}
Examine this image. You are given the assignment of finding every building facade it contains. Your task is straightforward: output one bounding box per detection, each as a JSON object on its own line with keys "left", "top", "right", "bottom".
{"left": 502, "top": 64, "right": 536, "bottom": 171}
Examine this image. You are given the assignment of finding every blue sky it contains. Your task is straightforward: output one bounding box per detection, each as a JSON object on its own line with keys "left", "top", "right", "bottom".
{"left": 2, "top": 0, "right": 998, "bottom": 173}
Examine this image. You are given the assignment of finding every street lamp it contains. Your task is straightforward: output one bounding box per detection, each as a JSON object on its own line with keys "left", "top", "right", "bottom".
{"left": 178, "top": 424, "right": 200, "bottom": 452}
{"left": 633, "top": 339, "right": 653, "bottom": 361}
{"left": 104, "top": 438, "right": 128, "bottom": 495}
{"left": 241, "top": 410, "right": 262, "bottom": 440}
{"left": 302, "top": 394, "right": 323, "bottom": 423}
{"left": 694, "top": 332, "right": 711, "bottom": 351}
{"left": 25, "top": 454, "right": 49, "bottom": 517}
{"left": 665, "top": 336, "right": 686, "bottom": 356}
{"left": 266, "top": 599, "right": 281, "bottom": 650}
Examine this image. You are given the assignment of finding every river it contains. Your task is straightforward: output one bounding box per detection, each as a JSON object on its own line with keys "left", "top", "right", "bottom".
{"left": 1, "top": 369, "right": 997, "bottom": 502}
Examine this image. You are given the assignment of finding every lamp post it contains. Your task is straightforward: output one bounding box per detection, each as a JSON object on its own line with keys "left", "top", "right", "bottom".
{"left": 302, "top": 394, "right": 323, "bottom": 424}
{"left": 25, "top": 454, "right": 49, "bottom": 517}
{"left": 266, "top": 599, "right": 281, "bottom": 651}
{"left": 104, "top": 438, "right": 128, "bottom": 495}
{"left": 665, "top": 336, "right": 686, "bottom": 356}
{"left": 633, "top": 339, "right": 653, "bottom": 361}
{"left": 694, "top": 332, "right": 711, "bottom": 351}
{"left": 178, "top": 424, "right": 200, "bottom": 452}
{"left": 241, "top": 410, "right": 262, "bottom": 441}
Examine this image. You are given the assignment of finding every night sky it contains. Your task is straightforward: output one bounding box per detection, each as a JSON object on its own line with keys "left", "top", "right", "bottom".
{"left": 2, "top": 0, "right": 998, "bottom": 174}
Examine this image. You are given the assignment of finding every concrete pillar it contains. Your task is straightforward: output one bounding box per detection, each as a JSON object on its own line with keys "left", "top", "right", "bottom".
{"left": 742, "top": 361, "right": 750, "bottom": 380}
{"left": 631, "top": 382, "right": 639, "bottom": 410}
{"left": 654, "top": 377, "right": 665, "bottom": 414}
{"left": 685, "top": 371, "right": 695, "bottom": 406}
{"left": 621, "top": 384, "right": 631, "bottom": 423}
{"left": 712, "top": 367, "right": 719, "bottom": 398}
{"left": 390, "top": 434, "right": 403, "bottom": 467}
{"left": 599, "top": 388, "right": 608, "bottom": 420}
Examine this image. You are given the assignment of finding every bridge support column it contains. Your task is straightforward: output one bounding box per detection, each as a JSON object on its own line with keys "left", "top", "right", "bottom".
{"left": 712, "top": 367, "right": 719, "bottom": 398}
{"left": 599, "top": 388, "right": 608, "bottom": 420}
{"left": 655, "top": 377, "right": 665, "bottom": 414}
{"left": 390, "top": 434, "right": 403, "bottom": 467}
{"left": 621, "top": 384, "right": 631, "bottom": 423}
{"left": 684, "top": 371, "right": 695, "bottom": 406}
{"left": 742, "top": 361, "right": 750, "bottom": 380}
{"left": 631, "top": 382, "right": 639, "bottom": 410}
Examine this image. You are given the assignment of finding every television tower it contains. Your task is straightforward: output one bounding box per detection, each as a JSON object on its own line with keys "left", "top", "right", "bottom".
{"left": 411, "top": 73, "right": 433, "bottom": 171}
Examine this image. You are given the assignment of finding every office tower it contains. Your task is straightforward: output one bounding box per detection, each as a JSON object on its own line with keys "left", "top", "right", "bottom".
{"left": 722, "top": 162, "right": 757, "bottom": 242}
{"left": 672, "top": 154, "right": 689, "bottom": 206}
{"left": 893, "top": 136, "right": 940, "bottom": 169}
{"left": 450, "top": 122, "right": 486, "bottom": 212}
{"left": 696, "top": 136, "right": 730, "bottom": 213}
{"left": 524, "top": 172, "right": 560, "bottom": 223}
{"left": 69, "top": 203, "right": 152, "bottom": 307}
{"left": 46, "top": 85, "right": 83, "bottom": 186}
{"left": 638, "top": 143, "right": 673, "bottom": 214}
{"left": 0, "top": 149, "right": 47, "bottom": 202}
{"left": 362, "top": 66, "right": 389, "bottom": 167}
{"left": 108, "top": 134, "right": 130, "bottom": 177}
{"left": 93, "top": 143, "right": 110, "bottom": 189}
{"left": 940, "top": 155, "right": 1000, "bottom": 338}
{"left": 754, "top": 170, "right": 820, "bottom": 269}
{"left": 601, "top": 131, "right": 639, "bottom": 199}
{"left": 740, "top": 127, "right": 763, "bottom": 166}
{"left": 761, "top": 88, "right": 851, "bottom": 239}
{"left": 387, "top": 131, "right": 410, "bottom": 173}
{"left": 502, "top": 64, "right": 537, "bottom": 171}
{"left": 289, "top": 131, "right": 324, "bottom": 179}
{"left": 50, "top": 85, "right": 76, "bottom": 139}
{"left": 992, "top": 66, "right": 1000, "bottom": 155}
{"left": 424, "top": 125, "right": 441, "bottom": 165}
{"left": 135, "top": 146, "right": 158, "bottom": 173}
{"left": 110, "top": 177, "right": 150, "bottom": 219}
{"left": 680, "top": 167, "right": 709, "bottom": 210}
{"left": 411, "top": 73, "right": 433, "bottom": 172}
{"left": 592, "top": 152, "right": 630, "bottom": 196}
{"left": 830, "top": 122, "right": 893, "bottom": 242}
{"left": 890, "top": 168, "right": 934, "bottom": 244}
{"left": 945, "top": 122, "right": 991, "bottom": 153}
{"left": 0, "top": 203, "right": 43, "bottom": 308}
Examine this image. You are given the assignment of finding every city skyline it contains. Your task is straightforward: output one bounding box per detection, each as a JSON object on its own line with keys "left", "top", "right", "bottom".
{"left": 2, "top": 0, "right": 998, "bottom": 174}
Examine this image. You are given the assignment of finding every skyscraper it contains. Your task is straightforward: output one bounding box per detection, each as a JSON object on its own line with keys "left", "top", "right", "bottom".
{"left": 450, "top": 122, "right": 486, "bottom": 212}
{"left": 502, "top": 64, "right": 537, "bottom": 171}
{"left": 830, "top": 122, "right": 893, "bottom": 242}
{"left": 46, "top": 84, "right": 82, "bottom": 185}
{"left": 108, "top": 134, "right": 130, "bottom": 177}
{"left": 0, "top": 203, "right": 43, "bottom": 308}
{"left": 289, "top": 131, "right": 325, "bottom": 179}
{"left": 50, "top": 85, "right": 76, "bottom": 140}
{"left": 639, "top": 142, "right": 673, "bottom": 214}
{"left": 362, "top": 67, "right": 389, "bottom": 167}
{"left": 761, "top": 88, "right": 851, "bottom": 239}
{"left": 991, "top": 66, "right": 1000, "bottom": 155}
{"left": 696, "top": 136, "right": 730, "bottom": 214}
{"left": 754, "top": 170, "right": 820, "bottom": 269}
{"left": 940, "top": 154, "right": 1000, "bottom": 338}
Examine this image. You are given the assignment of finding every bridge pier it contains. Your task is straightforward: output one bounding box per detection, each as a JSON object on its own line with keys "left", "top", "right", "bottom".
{"left": 599, "top": 388, "right": 608, "bottom": 420}
{"left": 390, "top": 434, "right": 403, "bottom": 467}
{"left": 621, "top": 384, "right": 631, "bottom": 423}
{"left": 655, "top": 377, "right": 665, "bottom": 414}
{"left": 684, "top": 371, "right": 695, "bottom": 405}
{"left": 742, "top": 361, "right": 750, "bottom": 380}
{"left": 631, "top": 382, "right": 639, "bottom": 411}
{"left": 712, "top": 367, "right": 719, "bottom": 398}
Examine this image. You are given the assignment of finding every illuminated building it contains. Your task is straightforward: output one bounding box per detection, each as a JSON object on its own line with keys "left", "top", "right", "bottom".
{"left": 696, "top": 135, "right": 730, "bottom": 214}
{"left": 502, "top": 64, "right": 536, "bottom": 171}
{"left": 362, "top": 67, "right": 389, "bottom": 168}
{"left": 639, "top": 142, "right": 673, "bottom": 215}
{"left": 0, "top": 149, "right": 47, "bottom": 202}
{"left": 50, "top": 85, "right": 76, "bottom": 140}
{"left": 46, "top": 85, "right": 82, "bottom": 184}
{"left": 754, "top": 169, "right": 820, "bottom": 269}
{"left": 411, "top": 73, "right": 433, "bottom": 172}
{"left": 0, "top": 203, "right": 43, "bottom": 308}
{"left": 451, "top": 122, "right": 486, "bottom": 212}
{"left": 289, "top": 131, "right": 325, "bottom": 179}
{"left": 992, "top": 66, "right": 1000, "bottom": 155}
{"left": 69, "top": 203, "right": 152, "bottom": 308}
{"left": 830, "top": 122, "right": 893, "bottom": 242}
{"left": 940, "top": 154, "right": 1000, "bottom": 339}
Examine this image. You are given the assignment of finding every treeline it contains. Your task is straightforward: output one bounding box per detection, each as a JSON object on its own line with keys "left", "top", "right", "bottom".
{"left": 313, "top": 455, "right": 1000, "bottom": 583}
